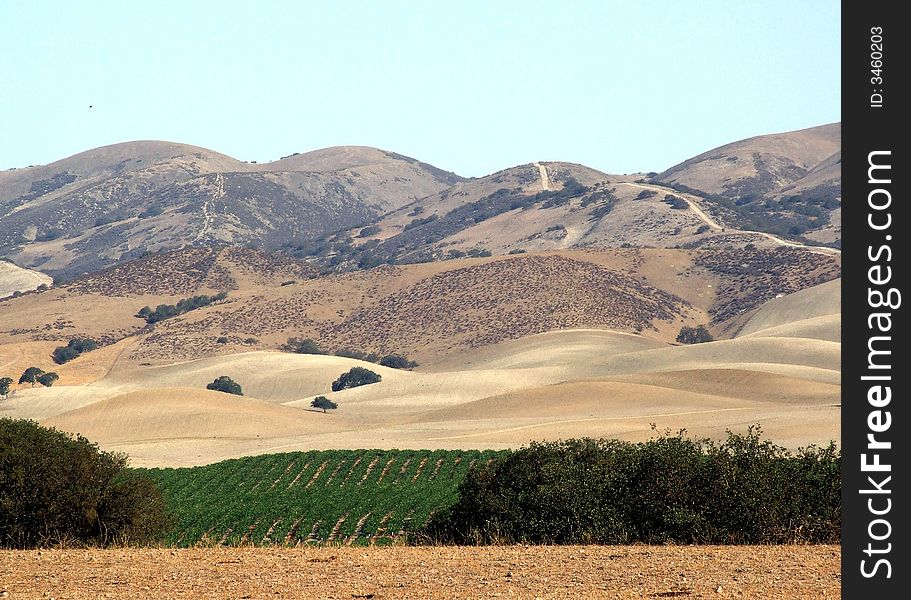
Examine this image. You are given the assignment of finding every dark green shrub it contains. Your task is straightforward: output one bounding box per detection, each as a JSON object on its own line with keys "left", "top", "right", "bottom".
{"left": 310, "top": 395, "right": 338, "bottom": 413}
{"left": 37, "top": 372, "right": 58, "bottom": 387}
{"left": 52, "top": 337, "right": 98, "bottom": 364}
{"left": 422, "top": 429, "right": 839, "bottom": 545}
{"left": 206, "top": 376, "right": 243, "bottom": 396}
{"left": 676, "top": 325, "right": 713, "bottom": 344}
{"left": 282, "top": 337, "right": 324, "bottom": 354}
{"left": 331, "top": 367, "right": 382, "bottom": 392}
{"left": 0, "top": 418, "right": 170, "bottom": 548}
{"left": 379, "top": 354, "right": 418, "bottom": 370}
{"left": 18, "top": 367, "right": 44, "bottom": 386}
{"left": 358, "top": 225, "right": 382, "bottom": 238}
{"left": 0, "top": 377, "right": 13, "bottom": 399}
{"left": 139, "top": 293, "right": 228, "bottom": 324}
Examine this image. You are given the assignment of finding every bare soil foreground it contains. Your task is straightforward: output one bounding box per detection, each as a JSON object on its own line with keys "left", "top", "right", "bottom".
{"left": 0, "top": 545, "right": 839, "bottom": 599}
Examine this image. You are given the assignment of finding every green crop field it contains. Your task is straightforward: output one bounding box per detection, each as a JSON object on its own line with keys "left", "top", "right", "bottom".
{"left": 142, "top": 449, "right": 505, "bottom": 547}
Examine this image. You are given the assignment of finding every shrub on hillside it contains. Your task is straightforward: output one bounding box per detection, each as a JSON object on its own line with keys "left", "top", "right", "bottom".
{"left": 358, "top": 225, "right": 382, "bottom": 238}
{"left": 18, "top": 367, "right": 45, "bottom": 387}
{"left": 422, "top": 429, "right": 839, "bottom": 545}
{"left": 137, "top": 292, "right": 228, "bottom": 324}
{"left": 310, "top": 395, "right": 338, "bottom": 413}
{"left": 0, "top": 377, "right": 13, "bottom": 399}
{"left": 331, "top": 367, "right": 382, "bottom": 392}
{"left": 37, "top": 372, "right": 59, "bottom": 387}
{"left": 206, "top": 376, "right": 243, "bottom": 396}
{"left": 0, "top": 418, "right": 170, "bottom": 548}
{"left": 676, "top": 325, "right": 713, "bottom": 344}
{"left": 282, "top": 337, "right": 324, "bottom": 355}
{"left": 52, "top": 337, "right": 98, "bottom": 364}
{"left": 379, "top": 354, "right": 418, "bottom": 370}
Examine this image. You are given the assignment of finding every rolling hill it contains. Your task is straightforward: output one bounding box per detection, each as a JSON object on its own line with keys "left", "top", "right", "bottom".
{"left": 1, "top": 123, "right": 840, "bottom": 284}
{"left": 653, "top": 123, "right": 841, "bottom": 245}
{"left": 0, "top": 142, "right": 463, "bottom": 278}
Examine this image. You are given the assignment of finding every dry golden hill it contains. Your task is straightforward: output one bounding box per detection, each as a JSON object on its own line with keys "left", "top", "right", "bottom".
{"left": 0, "top": 260, "right": 52, "bottom": 298}
{"left": 0, "top": 246, "right": 839, "bottom": 368}
{"left": 2, "top": 321, "right": 840, "bottom": 467}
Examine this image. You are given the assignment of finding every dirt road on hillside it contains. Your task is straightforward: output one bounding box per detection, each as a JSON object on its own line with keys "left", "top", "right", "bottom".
{"left": 618, "top": 182, "right": 841, "bottom": 256}
{"left": 534, "top": 161, "right": 551, "bottom": 191}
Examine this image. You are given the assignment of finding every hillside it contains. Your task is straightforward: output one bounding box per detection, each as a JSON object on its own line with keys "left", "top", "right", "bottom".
{"left": 295, "top": 160, "right": 834, "bottom": 271}
{"left": 0, "top": 260, "right": 52, "bottom": 298}
{"left": 0, "top": 142, "right": 462, "bottom": 278}
{"left": 1, "top": 124, "right": 840, "bottom": 281}
{"left": 0, "top": 245, "right": 839, "bottom": 366}
{"left": 654, "top": 123, "right": 841, "bottom": 245}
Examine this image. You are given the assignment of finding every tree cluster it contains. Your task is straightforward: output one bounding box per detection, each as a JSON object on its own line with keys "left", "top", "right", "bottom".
{"left": 0, "top": 419, "right": 170, "bottom": 548}
{"left": 676, "top": 325, "right": 714, "bottom": 344}
{"left": 206, "top": 376, "right": 243, "bottom": 396}
{"left": 331, "top": 367, "right": 381, "bottom": 392}
{"left": 52, "top": 337, "right": 98, "bottom": 364}
{"left": 18, "top": 367, "right": 59, "bottom": 388}
{"left": 423, "top": 429, "right": 839, "bottom": 545}
{"left": 137, "top": 292, "right": 228, "bottom": 324}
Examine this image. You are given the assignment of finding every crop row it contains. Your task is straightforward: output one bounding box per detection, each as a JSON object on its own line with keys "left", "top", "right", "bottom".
{"left": 142, "top": 449, "right": 504, "bottom": 546}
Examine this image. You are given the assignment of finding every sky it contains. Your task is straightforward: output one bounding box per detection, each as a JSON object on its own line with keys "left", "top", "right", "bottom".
{"left": 0, "top": 1, "right": 840, "bottom": 178}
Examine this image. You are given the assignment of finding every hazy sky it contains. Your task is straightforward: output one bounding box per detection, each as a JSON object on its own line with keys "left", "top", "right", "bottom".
{"left": 1, "top": 1, "right": 840, "bottom": 177}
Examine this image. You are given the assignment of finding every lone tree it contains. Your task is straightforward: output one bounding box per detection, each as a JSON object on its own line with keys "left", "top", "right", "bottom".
{"left": 676, "top": 325, "right": 714, "bottom": 345}
{"left": 0, "top": 418, "right": 170, "bottom": 548}
{"left": 37, "top": 372, "right": 59, "bottom": 387}
{"left": 0, "top": 377, "right": 13, "bottom": 399}
{"left": 310, "top": 395, "right": 338, "bottom": 413}
{"left": 331, "top": 367, "right": 382, "bottom": 392}
{"left": 18, "top": 367, "right": 45, "bottom": 387}
{"left": 206, "top": 376, "right": 243, "bottom": 396}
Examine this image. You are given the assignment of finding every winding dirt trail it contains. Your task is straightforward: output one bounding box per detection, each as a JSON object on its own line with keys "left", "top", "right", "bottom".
{"left": 618, "top": 182, "right": 840, "bottom": 255}
{"left": 534, "top": 162, "right": 551, "bottom": 191}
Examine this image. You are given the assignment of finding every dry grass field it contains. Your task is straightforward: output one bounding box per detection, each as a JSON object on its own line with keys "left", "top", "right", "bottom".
{"left": 0, "top": 273, "right": 839, "bottom": 466}
{"left": 0, "top": 545, "right": 841, "bottom": 599}
{"left": 0, "top": 246, "right": 840, "bottom": 467}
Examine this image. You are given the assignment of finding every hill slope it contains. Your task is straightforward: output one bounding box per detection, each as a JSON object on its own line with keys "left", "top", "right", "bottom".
{"left": 0, "top": 142, "right": 462, "bottom": 278}
{"left": 654, "top": 123, "right": 841, "bottom": 245}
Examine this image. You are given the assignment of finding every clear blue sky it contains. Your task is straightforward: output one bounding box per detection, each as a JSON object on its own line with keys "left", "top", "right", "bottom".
{"left": 1, "top": 1, "right": 840, "bottom": 177}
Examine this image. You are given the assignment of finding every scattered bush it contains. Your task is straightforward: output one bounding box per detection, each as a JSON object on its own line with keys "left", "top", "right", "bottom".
{"left": 331, "top": 367, "right": 382, "bottom": 392}
{"left": 310, "top": 395, "right": 338, "bottom": 413}
{"left": 635, "top": 189, "right": 658, "bottom": 200}
{"left": 0, "top": 418, "right": 170, "bottom": 548}
{"left": 507, "top": 249, "right": 527, "bottom": 254}
{"left": 676, "top": 325, "right": 713, "bottom": 344}
{"left": 216, "top": 336, "right": 229, "bottom": 344}
{"left": 137, "top": 292, "right": 228, "bottom": 324}
{"left": 0, "top": 377, "right": 12, "bottom": 399}
{"left": 206, "top": 376, "right": 243, "bottom": 396}
{"left": 695, "top": 224, "right": 711, "bottom": 234}
{"left": 422, "top": 429, "right": 839, "bottom": 545}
